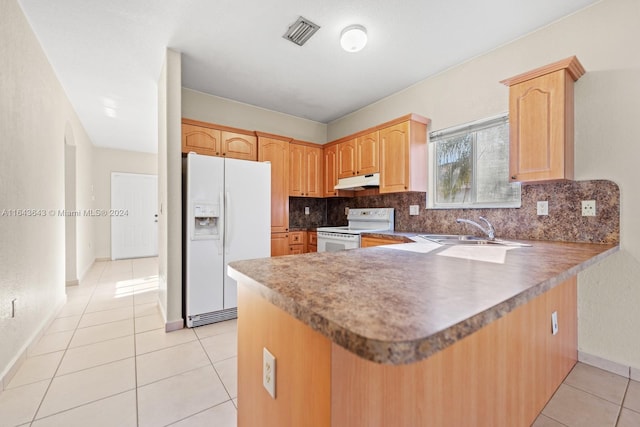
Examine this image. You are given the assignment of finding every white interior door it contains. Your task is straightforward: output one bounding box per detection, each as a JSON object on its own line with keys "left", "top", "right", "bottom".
{"left": 111, "top": 172, "right": 158, "bottom": 260}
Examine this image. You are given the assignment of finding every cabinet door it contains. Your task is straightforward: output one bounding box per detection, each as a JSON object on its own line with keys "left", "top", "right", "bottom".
{"left": 271, "top": 232, "right": 289, "bottom": 257}
{"left": 308, "top": 231, "right": 317, "bottom": 246}
{"left": 304, "top": 145, "right": 323, "bottom": 197}
{"left": 221, "top": 131, "right": 257, "bottom": 161}
{"left": 509, "top": 70, "right": 570, "bottom": 182}
{"left": 289, "top": 144, "right": 305, "bottom": 197}
{"left": 182, "top": 124, "right": 221, "bottom": 156}
{"left": 337, "top": 139, "right": 357, "bottom": 178}
{"left": 379, "top": 122, "right": 410, "bottom": 193}
{"left": 323, "top": 145, "right": 338, "bottom": 197}
{"left": 356, "top": 131, "right": 379, "bottom": 175}
{"left": 259, "top": 137, "right": 289, "bottom": 233}
{"left": 360, "top": 236, "right": 398, "bottom": 247}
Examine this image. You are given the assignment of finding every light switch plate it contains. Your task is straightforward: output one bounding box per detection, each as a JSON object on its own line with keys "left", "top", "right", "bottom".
{"left": 409, "top": 205, "right": 419, "bottom": 216}
{"left": 537, "top": 201, "right": 548, "bottom": 216}
{"left": 263, "top": 347, "right": 276, "bottom": 399}
{"left": 304, "top": 206, "right": 310, "bottom": 215}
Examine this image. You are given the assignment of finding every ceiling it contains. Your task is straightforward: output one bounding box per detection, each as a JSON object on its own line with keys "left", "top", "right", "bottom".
{"left": 18, "top": 0, "right": 599, "bottom": 153}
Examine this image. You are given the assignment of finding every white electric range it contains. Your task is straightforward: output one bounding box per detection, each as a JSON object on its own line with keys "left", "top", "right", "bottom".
{"left": 316, "top": 208, "right": 395, "bottom": 252}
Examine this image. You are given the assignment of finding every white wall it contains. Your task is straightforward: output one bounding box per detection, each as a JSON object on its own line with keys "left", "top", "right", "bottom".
{"left": 182, "top": 88, "right": 327, "bottom": 144}
{"left": 0, "top": 0, "right": 95, "bottom": 384}
{"left": 92, "top": 147, "right": 158, "bottom": 259}
{"left": 157, "top": 49, "right": 183, "bottom": 330}
{"left": 327, "top": 0, "right": 640, "bottom": 369}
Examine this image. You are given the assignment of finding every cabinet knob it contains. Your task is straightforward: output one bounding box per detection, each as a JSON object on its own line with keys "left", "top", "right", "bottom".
{"left": 511, "top": 175, "right": 517, "bottom": 180}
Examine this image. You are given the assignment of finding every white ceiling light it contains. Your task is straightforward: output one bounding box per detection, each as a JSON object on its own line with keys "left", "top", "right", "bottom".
{"left": 340, "top": 25, "right": 367, "bottom": 53}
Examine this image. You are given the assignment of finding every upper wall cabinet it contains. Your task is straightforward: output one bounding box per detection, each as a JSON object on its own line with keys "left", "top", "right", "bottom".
{"left": 501, "top": 56, "right": 585, "bottom": 183}
{"left": 258, "top": 132, "right": 291, "bottom": 233}
{"left": 290, "top": 141, "right": 323, "bottom": 198}
{"left": 337, "top": 132, "right": 379, "bottom": 178}
{"left": 323, "top": 145, "right": 353, "bottom": 198}
{"left": 379, "top": 115, "right": 429, "bottom": 193}
{"left": 182, "top": 119, "right": 257, "bottom": 161}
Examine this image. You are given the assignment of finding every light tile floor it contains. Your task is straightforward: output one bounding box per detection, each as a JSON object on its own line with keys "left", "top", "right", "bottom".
{"left": 0, "top": 258, "right": 237, "bottom": 427}
{"left": 1, "top": 258, "right": 639, "bottom": 426}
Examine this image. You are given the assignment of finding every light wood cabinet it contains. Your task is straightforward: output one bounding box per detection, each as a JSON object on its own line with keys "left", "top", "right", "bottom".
{"left": 379, "top": 116, "right": 429, "bottom": 193}
{"left": 337, "top": 133, "right": 379, "bottom": 178}
{"left": 290, "top": 142, "right": 323, "bottom": 197}
{"left": 288, "top": 231, "right": 306, "bottom": 254}
{"left": 271, "top": 232, "right": 289, "bottom": 257}
{"left": 356, "top": 131, "right": 379, "bottom": 175}
{"left": 360, "top": 235, "right": 398, "bottom": 247}
{"left": 258, "top": 133, "right": 291, "bottom": 233}
{"left": 307, "top": 231, "right": 317, "bottom": 253}
{"left": 220, "top": 131, "right": 257, "bottom": 161}
{"left": 182, "top": 123, "right": 220, "bottom": 156}
{"left": 323, "top": 145, "right": 354, "bottom": 198}
{"left": 501, "top": 56, "right": 585, "bottom": 183}
{"left": 182, "top": 119, "right": 257, "bottom": 160}
{"left": 337, "top": 138, "right": 357, "bottom": 178}
{"left": 237, "top": 276, "right": 577, "bottom": 426}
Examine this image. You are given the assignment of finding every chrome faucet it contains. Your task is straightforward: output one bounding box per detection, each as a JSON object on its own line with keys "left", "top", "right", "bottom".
{"left": 456, "top": 216, "right": 495, "bottom": 240}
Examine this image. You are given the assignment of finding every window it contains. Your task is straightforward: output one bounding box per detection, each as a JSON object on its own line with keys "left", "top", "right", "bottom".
{"left": 428, "top": 114, "right": 521, "bottom": 209}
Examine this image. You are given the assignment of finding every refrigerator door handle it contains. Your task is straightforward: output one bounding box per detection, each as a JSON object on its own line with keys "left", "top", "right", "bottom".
{"left": 225, "top": 191, "right": 230, "bottom": 254}
{"left": 217, "top": 191, "right": 224, "bottom": 255}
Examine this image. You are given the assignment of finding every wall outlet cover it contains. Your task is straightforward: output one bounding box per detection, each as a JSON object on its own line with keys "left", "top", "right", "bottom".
{"left": 581, "top": 200, "right": 596, "bottom": 217}
{"left": 263, "top": 347, "right": 276, "bottom": 399}
{"left": 409, "top": 205, "right": 419, "bottom": 216}
{"left": 304, "top": 206, "right": 310, "bottom": 215}
{"left": 537, "top": 201, "right": 549, "bottom": 216}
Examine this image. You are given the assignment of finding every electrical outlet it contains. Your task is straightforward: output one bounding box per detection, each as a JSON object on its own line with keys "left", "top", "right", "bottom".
{"left": 304, "top": 206, "right": 310, "bottom": 215}
{"left": 344, "top": 207, "right": 349, "bottom": 216}
{"left": 551, "top": 311, "right": 559, "bottom": 335}
{"left": 409, "top": 205, "right": 419, "bottom": 216}
{"left": 581, "top": 200, "right": 596, "bottom": 216}
{"left": 263, "top": 347, "right": 276, "bottom": 399}
{"left": 537, "top": 201, "right": 549, "bottom": 216}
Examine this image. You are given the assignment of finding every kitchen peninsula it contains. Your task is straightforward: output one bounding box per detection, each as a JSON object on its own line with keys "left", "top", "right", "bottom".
{"left": 228, "top": 240, "right": 618, "bottom": 426}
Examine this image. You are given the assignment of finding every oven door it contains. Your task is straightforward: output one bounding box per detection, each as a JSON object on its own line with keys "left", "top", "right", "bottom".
{"left": 317, "top": 232, "right": 360, "bottom": 252}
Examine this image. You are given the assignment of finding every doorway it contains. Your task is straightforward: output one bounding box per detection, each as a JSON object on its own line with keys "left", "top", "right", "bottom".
{"left": 111, "top": 172, "right": 158, "bottom": 260}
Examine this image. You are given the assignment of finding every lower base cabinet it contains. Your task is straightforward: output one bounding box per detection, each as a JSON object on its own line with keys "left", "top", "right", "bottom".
{"left": 272, "top": 231, "right": 317, "bottom": 256}
{"left": 270, "top": 233, "right": 289, "bottom": 257}
{"left": 360, "top": 236, "right": 400, "bottom": 247}
{"left": 237, "top": 276, "right": 577, "bottom": 426}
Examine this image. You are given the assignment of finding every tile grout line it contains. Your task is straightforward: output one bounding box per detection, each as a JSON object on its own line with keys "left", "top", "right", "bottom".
{"left": 562, "top": 381, "right": 628, "bottom": 407}
{"left": 614, "top": 379, "right": 631, "bottom": 427}
{"left": 27, "top": 261, "right": 108, "bottom": 424}
{"left": 195, "top": 327, "right": 236, "bottom": 403}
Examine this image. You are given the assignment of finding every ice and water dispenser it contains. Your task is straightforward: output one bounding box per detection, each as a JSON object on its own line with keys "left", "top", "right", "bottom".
{"left": 191, "top": 202, "right": 220, "bottom": 240}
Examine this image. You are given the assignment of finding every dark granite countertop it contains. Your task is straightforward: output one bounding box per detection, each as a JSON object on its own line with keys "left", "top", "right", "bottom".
{"left": 228, "top": 240, "right": 618, "bottom": 365}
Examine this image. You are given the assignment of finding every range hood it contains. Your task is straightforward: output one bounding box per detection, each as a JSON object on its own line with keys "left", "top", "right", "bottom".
{"left": 334, "top": 173, "right": 380, "bottom": 191}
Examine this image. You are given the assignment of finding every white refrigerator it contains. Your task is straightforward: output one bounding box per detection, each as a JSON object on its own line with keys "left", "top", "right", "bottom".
{"left": 185, "top": 152, "right": 271, "bottom": 327}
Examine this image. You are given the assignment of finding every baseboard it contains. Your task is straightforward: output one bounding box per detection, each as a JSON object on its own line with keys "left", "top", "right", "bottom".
{"left": 578, "top": 350, "right": 636, "bottom": 378}
{"left": 1, "top": 294, "right": 67, "bottom": 392}
{"left": 165, "top": 318, "right": 184, "bottom": 332}
{"left": 65, "top": 279, "right": 79, "bottom": 287}
{"left": 95, "top": 257, "right": 111, "bottom": 262}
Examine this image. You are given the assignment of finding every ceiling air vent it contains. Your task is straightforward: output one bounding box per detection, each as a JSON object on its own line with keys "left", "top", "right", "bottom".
{"left": 283, "top": 16, "right": 320, "bottom": 46}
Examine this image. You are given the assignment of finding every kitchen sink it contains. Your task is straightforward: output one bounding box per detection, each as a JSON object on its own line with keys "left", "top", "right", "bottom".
{"left": 413, "top": 234, "right": 531, "bottom": 247}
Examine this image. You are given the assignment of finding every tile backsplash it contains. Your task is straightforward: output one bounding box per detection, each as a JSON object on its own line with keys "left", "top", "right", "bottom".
{"left": 290, "top": 180, "right": 619, "bottom": 244}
